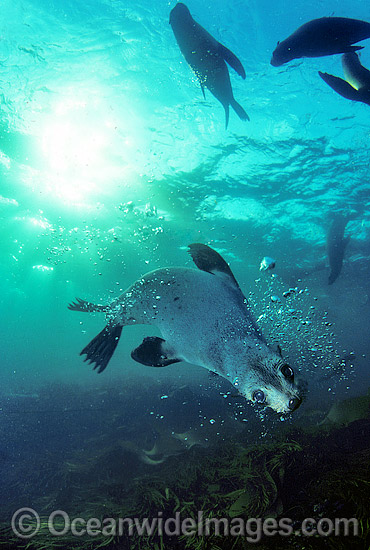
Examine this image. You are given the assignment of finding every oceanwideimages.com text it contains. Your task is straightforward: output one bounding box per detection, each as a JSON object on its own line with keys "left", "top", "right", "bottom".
{"left": 11, "top": 508, "right": 359, "bottom": 543}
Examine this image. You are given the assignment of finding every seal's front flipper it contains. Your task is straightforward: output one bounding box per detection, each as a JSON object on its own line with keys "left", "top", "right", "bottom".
{"left": 319, "top": 71, "right": 359, "bottom": 101}
{"left": 342, "top": 45, "right": 364, "bottom": 54}
{"left": 343, "top": 235, "right": 351, "bottom": 250}
{"left": 131, "top": 337, "right": 181, "bottom": 367}
{"left": 200, "top": 82, "right": 206, "bottom": 100}
{"left": 80, "top": 324, "right": 123, "bottom": 373}
{"left": 68, "top": 298, "right": 109, "bottom": 313}
{"left": 217, "top": 43, "right": 246, "bottom": 79}
{"left": 188, "top": 243, "right": 241, "bottom": 290}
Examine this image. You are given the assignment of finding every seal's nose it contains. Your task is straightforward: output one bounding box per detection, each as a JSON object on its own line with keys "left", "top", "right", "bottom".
{"left": 288, "top": 397, "right": 302, "bottom": 412}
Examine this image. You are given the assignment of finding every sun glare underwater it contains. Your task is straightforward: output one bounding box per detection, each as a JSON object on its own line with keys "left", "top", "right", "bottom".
{"left": 1, "top": 0, "right": 370, "bottom": 548}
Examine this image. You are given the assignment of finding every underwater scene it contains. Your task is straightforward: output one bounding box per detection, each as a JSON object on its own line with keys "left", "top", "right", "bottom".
{"left": 1, "top": 0, "right": 370, "bottom": 548}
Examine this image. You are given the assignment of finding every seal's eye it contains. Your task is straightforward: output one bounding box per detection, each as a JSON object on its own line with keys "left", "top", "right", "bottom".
{"left": 252, "top": 390, "right": 266, "bottom": 404}
{"left": 281, "top": 364, "right": 294, "bottom": 381}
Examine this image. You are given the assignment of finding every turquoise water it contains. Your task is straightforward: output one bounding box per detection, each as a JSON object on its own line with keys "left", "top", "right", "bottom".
{"left": 1, "top": 0, "right": 370, "bottom": 545}
{"left": 1, "top": 0, "right": 368, "bottom": 394}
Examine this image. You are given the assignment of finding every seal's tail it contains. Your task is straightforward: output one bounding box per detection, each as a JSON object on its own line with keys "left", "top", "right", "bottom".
{"left": 80, "top": 324, "right": 123, "bottom": 373}
{"left": 230, "top": 99, "right": 250, "bottom": 123}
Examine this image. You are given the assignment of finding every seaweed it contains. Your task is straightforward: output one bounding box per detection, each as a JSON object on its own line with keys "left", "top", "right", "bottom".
{"left": 1, "top": 400, "right": 369, "bottom": 550}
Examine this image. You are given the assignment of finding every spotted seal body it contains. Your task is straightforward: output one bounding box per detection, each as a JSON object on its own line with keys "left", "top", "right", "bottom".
{"left": 169, "top": 3, "right": 249, "bottom": 128}
{"left": 69, "top": 244, "right": 302, "bottom": 414}
{"left": 271, "top": 17, "right": 370, "bottom": 67}
{"left": 319, "top": 52, "right": 370, "bottom": 106}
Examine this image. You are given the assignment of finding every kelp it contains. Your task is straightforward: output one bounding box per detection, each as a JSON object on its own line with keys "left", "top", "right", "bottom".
{"left": 1, "top": 417, "right": 369, "bottom": 550}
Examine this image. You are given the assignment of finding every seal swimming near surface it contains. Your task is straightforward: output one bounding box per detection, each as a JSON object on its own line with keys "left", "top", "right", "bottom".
{"left": 319, "top": 52, "right": 370, "bottom": 106}
{"left": 169, "top": 3, "right": 249, "bottom": 129}
{"left": 326, "top": 213, "right": 350, "bottom": 285}
{"left": 69, "top": 244, "right": 302, "bottom": 414}
{"left": 271, "top": 17, "right": 370, "bottom": 67}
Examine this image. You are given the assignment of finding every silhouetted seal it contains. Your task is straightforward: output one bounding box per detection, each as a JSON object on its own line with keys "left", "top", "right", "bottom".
{"left": 326, "top": 213, "right": 350, "bottom": 285}
{"left": 169, "top": 3, "right": 249, "bottom": 128}
{"left": 271, "top": 17, "right": 370, "bottom": 66}
{"left": 69, "top": 244, "right": 302, "bottom": 414}
{"left": 319, "top": 52, "right": 370, "bottom": 106}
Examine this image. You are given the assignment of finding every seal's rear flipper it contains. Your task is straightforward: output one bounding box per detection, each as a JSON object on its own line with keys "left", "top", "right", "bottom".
{"left": 68, "top": 298, "right": 109, "bottom": 313}
{"left": 319, "top": 71, "right": 360, "bottom": 101}
{"left": 80, "top": 324, "right": 123, "bottom": 373}
{"left": 230, "top": 99, "right": 250, "bottom": 122}
{"left": 131, "top": 337, "right": 181, "bottom": 367}
{"left": 224, "top": 104, "right": 230, "bottom": 129}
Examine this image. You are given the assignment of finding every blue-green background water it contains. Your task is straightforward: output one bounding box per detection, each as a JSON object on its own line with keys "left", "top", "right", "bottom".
{"left": 0, "top": 0, "right": 370, "bottom": 536}
{"left": 1, "top": 0, "right": 369, "bottom": 393}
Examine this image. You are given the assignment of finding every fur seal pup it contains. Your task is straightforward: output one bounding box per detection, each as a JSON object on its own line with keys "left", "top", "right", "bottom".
{"left": 69, "top": 244, "right": 302, "bottom": 414}
{"left": 326, "top": 213, "right": 350, "bottom": 285}
{"left": 169, "top": 3, "right": 249, "bottom": 128}
{"left": 319, "top": 52, "right": 370, "bottom": 106}
{"left": 271, "top": 17, "right": 370, "bottom": 67}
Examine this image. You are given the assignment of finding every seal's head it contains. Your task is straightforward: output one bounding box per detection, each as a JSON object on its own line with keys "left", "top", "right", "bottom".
{"left": 271, "top": 40, "right": 296, "bottom": 67}
{"left": 238, "top": 354, "right": 302, "bottom": 414}
{"left": 169, "top": 3, "right": 192, "bottom": 26}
